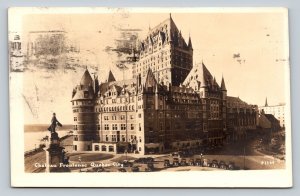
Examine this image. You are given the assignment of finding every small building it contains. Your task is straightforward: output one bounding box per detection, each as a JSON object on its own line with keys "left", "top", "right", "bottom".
{"left": 258, "top": 98, "right": 285, "bottom": 128}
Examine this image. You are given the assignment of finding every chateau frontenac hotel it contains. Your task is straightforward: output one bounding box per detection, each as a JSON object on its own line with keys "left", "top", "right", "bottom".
{"left": 71, "top": 15, "right": 257, "bottom": 154}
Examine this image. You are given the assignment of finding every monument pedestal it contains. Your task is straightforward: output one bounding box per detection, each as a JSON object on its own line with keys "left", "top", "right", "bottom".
{"left": 46, "top": 132, "right": 70, "bottom": 172}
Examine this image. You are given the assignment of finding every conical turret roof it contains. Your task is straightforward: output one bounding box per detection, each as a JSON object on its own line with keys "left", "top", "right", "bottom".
{"left": 221, "top": 76, "right": 227, "bottom": 91}
{"left": 107, "top": 70, "right": 116, "bottom": 82}
{"left": 80, "top": 69, "right": 93, "bottom": 86}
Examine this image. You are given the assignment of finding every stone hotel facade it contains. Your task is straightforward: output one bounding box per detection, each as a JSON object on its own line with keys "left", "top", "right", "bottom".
{"left": 71, "top": 15, "right": 257, "bottom": 155}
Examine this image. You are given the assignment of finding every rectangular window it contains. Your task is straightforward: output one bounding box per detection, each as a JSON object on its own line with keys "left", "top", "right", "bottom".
{"left": 121, "top": 115, "right": 125, "bottom": 120}
{"left": 121, "top": 124, "right": 126, "bottom": 130}
{"left": 138, "top": 113, "right": 142, "bottom": 118}
{"left": 104, "top": 116, "right": 109, "bottom": 120}
{"left": 139, "top": 123, "right": 141, "bottom": 131}
{"left": 131, "top": 124, "right": 134, "bottom": 130}
{"left": 112, "top": 124, "right": 118, "bottom": 130}
{"left": 74, "top": 117, "right": 77, "bottom": 121}
{"left": 130, "top": 115, "right": 134, "bottom": 119}
{"left": 104, "top": 124, "right": 109, "bottom": 130}
{"left": 112, "top": 135, "right": 116, "bottom": 142}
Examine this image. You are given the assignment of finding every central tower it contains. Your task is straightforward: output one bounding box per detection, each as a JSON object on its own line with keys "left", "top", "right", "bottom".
{"left": 133, "top": 14, "right": 193, "bottom": 86}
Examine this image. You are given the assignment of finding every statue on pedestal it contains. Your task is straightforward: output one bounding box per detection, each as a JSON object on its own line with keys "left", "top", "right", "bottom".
{"left": 48, "top": 113, "right": 62, "bottom": 133}
{"left": 45, "top": 112, "right": 70, "bottom": 172}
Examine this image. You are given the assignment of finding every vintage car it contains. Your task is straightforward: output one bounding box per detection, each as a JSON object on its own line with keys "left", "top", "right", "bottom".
{"left": 219, "top": 161, "right": 227, "bottom": 169}
{"left": 189, "top": 158, "right": 195, "bottom": 166}
{"left": 118, "top": 168, "right": 127, "bottom": 172}
{"left": 164, "top": 159, "right": 171, "bottom": 168}
{"left": 228, "top": 161, "right": 236, "bottom": 170}
{"left": 173, "top": 158, "right": 179, "bottom": 167}
{"left": 211, "top": 160, "right": 219, "bottom": 168}
{"left": 195, "top": 158, "right": 202, "bottom": 166}
{"left": 131, "top": 166, "right": 140, "bottom": 172}
{"left": 180, "top": 158, "right": 187, "bottom": 166}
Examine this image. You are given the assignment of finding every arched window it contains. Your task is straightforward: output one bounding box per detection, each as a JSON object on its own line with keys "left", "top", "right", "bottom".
{"left": 95, "top": 145, "right": 99, "bottom": 151}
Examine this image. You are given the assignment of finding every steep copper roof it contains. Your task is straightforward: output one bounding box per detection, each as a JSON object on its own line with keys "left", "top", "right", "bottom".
{"left": 80, "top": 69, "right": 93, "bottom": 86}
{"left": 139, "top": 14, "right": 189, "bottom": 50}
{"left": 227, "top": 96, "right": 251, "bottom": 108}
{"left": 107, "top": 70, "right": 116, "bottom": 82}
{"left": 183, "top": 62, "right": 216, "bottom": 89}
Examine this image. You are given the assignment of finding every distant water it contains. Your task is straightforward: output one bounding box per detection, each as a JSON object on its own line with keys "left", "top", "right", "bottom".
{"left": 24, "top": 124, "right": 72, "bottom": 152}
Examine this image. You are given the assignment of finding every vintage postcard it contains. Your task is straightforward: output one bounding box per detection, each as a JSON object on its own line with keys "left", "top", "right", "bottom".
{"left": 9, "top": 7, "right": 292, "bottom": 187}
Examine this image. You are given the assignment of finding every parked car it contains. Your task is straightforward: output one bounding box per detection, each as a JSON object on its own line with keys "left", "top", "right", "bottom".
{"left": 135, "top": 157, "right": 154, "bottom": 164}
{"left": 147, "top": 162, "right": 154, "bottom": 170}
{"left": 121, "top": 160, "right": 133, "bottom": 167}
{"left": 228, "top": 161, "right": 236, "bottom": 170}
{"left": 211, "top": 160, "right": 219, "bottom": 168}
{"left": 195, "top": 158, "right": 202, "bottom": 166}
{"left": 118, "top": 168, "right": 127, "bottom": 172}
{"left": 134, "top": 158, "right": 147, "bottom": 164}
{"left": 145, "top": 157, "right": 154, "bottom": 163}
{"left": 219, "top": 161, "right": 227, "bottom": 169}
{"left": 164, "top": 159, "right": 171, "bottom": 168}
{"left": 131, "top": 166, "right": 140, "bottom": 172}
{"left": 189, "top": 158, "right": 195, "bottom": 166}
{"left": 180, "top": 158, "right": 187, "bottom": 166}
{"left": 173, "top": 158, "right": 179, "bottom": 167}
{"left": 172, "top": 151, "right": 182, "bottom": 158}
{"left": 145, "top": 167, "right": 153, "bottom": 172}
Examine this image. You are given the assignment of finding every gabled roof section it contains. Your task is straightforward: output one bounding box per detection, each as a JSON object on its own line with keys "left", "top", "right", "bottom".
{"left": 144, "top": 68, "right": 157, "bottom": 89}
{"left": 80, "top": 69, "right": 93, "bottom": 86}
{"left": 183, "top": 62, "right": 216, "bottom": 89}
{"left": 99, "top": 78, "right": 136, "bottom": 97}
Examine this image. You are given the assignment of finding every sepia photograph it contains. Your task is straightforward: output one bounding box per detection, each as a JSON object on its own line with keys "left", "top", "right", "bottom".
{"left": 9, "top": 7, "right": 292, "bottom": 187}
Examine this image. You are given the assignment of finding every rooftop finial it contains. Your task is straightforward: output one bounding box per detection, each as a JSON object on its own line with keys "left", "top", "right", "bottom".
{"left": 169, "top": 13, "right": 172, "bottom": 19}
{"left": 265, "top": 97, "right": 268, "bottom": 107}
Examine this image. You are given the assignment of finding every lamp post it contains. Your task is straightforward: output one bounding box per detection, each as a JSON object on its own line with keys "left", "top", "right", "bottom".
{"left": 200, "top": 153, "right": 203, "bottom": 167}
{"left": 78, "top": 156, "right": 82, "bottom": 172}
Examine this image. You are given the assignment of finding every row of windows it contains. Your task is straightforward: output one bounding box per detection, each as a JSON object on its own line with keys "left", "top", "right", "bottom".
{"left": 94, "top": 145, "right": 114, "bottom": 152}
{"left": 98, "top": 97, "right": 135, "bottom": 104}
{"left": 103, "top": 124, "right": 134, "bottom": 130}
{"left": 103, "top": 135, "right": 142, "bottom": 142}
{"left": 72, "top": 100, "right": 92, "bottom": 106}
{"left": 73, "top": 108, "right": 94, "bottom": 113}
{"left": 103, "top": 115, "right": 136, "bottom": 121}
{"left": 96, "top": 105, "right": 136, "bottom": 112}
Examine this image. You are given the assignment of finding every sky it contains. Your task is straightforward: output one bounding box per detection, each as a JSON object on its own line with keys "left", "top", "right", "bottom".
{"left": 9, "top": 8, "right": 289, "bottom": 124}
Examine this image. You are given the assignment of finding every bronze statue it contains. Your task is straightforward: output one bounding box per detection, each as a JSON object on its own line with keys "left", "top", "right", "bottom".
{"left": 48, "top": 113, "right": 62, "bottom": 133}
